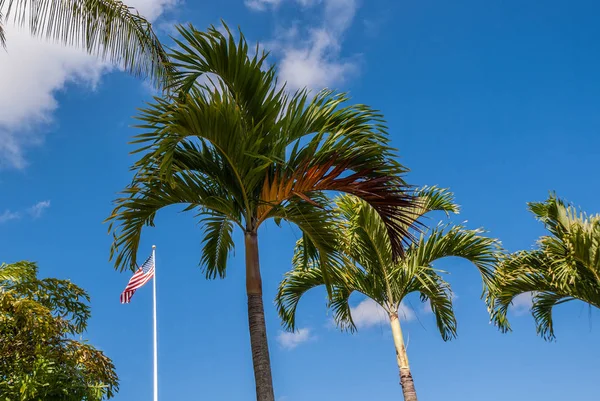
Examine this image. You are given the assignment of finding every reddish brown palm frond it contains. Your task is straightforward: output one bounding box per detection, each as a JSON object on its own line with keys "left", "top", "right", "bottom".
{"left": 258, "top": 157, "right": 416, "bottom": 258}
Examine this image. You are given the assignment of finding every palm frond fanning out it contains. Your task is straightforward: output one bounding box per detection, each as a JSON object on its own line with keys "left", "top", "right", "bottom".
{"left": 108, "top": 23, "right": 417, "bottom": 279}
{"left": 491, "top": 194, "right": 600, "bottom": 340}
{"left": 1, "top": 0, "right": 172, "bottom": 86}
{"left": 277, "top": 190, "right": 499, "bottom": 339}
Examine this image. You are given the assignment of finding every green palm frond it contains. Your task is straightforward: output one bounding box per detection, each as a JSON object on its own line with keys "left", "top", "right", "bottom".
{"left": 413, "top": 186, "right": 460, "bottom": 217}
{"left": 530, "top": 291, "right": 574, "bottom": 340}
{"left": 277, "top": 265, "right": 331, "bottom": 332}
{"left": 336, "top": 194, "right": 393, "bottom": 277}
{"left": 413, "top": 268, "right": 457, "bottom": 341}
{"left": 168, "top": 23, "right": 284, "bottom": 120}
{"left": 1, "top": 0, "right": 172, "bottom": 87}
{"left": 406, "top": 224, "right": 500, "bottom": 290}
{"left": 199, "top": 212, "right": 235, "bottom": 279}
{"left": 107, "top": 171, "right": 240, "bottom": 272}
{"left": 277, "top": 188, "right": 499, "bottom": 340}
{"left": 492, "top": 194, "right": 600, "bottom": 339}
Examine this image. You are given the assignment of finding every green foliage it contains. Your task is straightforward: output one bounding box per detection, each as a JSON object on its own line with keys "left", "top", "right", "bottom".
{"left": 106, "top": 23, "right": 416, "bottom": 281}
{"left": 0, "top": 0, "right": 172, "bottom": 87}
{"left": 491, "top": 194, "right": 600, "bottom": 340}
{"left": 276, "top": 187, "right": 501, "bottom": 340}
{"left": 0, "top": 261, "right": 118, "bottom": 400}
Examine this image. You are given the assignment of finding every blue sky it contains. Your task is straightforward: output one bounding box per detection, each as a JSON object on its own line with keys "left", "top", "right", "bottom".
{"left": 1, "top": 0, "right": 600, "bottom": 400}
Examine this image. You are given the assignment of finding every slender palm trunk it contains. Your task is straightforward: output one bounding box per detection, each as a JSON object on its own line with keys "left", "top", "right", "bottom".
{"left": 390, "top": 312, "right": 417, "bottom": 401}
{"left": 245, "top": 232, "right": 275, "bottom": 401}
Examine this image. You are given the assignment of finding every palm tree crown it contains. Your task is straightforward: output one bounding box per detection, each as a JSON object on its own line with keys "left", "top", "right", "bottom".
{"left": 277, "top": 187, "right": 499, "bottom": 339}
{"left": 107, "top": 24, "right": 415, "bottom": 275}
{"left": 491, "top": 194, "right": 600, "bottom": 340}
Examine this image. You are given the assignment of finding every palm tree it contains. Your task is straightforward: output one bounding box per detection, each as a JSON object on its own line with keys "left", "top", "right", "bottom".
{"left": 491, "top": 194, "right": 600, "bottom": 340}
{"left": 0, "top": 0, "right": 170, "bottom": 86}
{"left": 276, "top": 187, "right": 500, "bottom": 401}
{"left": 106, "top": 24, "right": 417, "bottom": 401}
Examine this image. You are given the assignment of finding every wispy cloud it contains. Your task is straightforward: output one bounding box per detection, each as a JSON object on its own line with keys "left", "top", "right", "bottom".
{"left": 511, "top": 292, "right": 534, "bottom": 316}
{"left": 245, "top": 0, "right": 282, "bottom": 11}
{"left": 0, "top": 210, "right": 21, "bottom": 223}
{"left": 0, "top": 0, "right": 177, "bottom": 169}
{"left": 0, "top": 200, "right": 51, "bottom": 224}
{"left": 28, "top": 200, "right": 51, "bottom": 218}
{"left": 247, "top": 0, "right": 360, "bottom": 92}
{"left": 350, "top": 299, "right": 415, "bottom": 330}
{"left": 277, "top": 327, "right": 313, "bottom": 349}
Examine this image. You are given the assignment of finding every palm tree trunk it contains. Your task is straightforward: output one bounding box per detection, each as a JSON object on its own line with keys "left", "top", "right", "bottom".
{"left": 245, "top": 232, "right": 275, "bottom": 401}
{"left": 390, "top": 312, "right": 417, "bottom": 401}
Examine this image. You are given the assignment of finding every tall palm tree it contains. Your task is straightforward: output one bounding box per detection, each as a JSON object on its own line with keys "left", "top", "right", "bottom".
{"left": 0, "top": 0, "right": 171, "bottom": 86}
{"left": 106, "top": 24, "right": 417, "bottom": 401}
{"left": 491, "top": 194, "right": 600, "bottom": 340}
{"left": 276, "top": 187, "right": 500, "bottom": 401}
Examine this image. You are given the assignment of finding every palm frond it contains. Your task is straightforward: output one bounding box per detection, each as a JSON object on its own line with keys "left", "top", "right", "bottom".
{"left": 0, "top": 13, "right": 6, "bottom": 48}
{"left": 269, "top": 197, "right": 345, "bottom": 292}
{"left": 335, "top": 194, "right": 393, "bottom": 276}
{"left": 262, "top": 155, "right": 415, "bottom": 259}
{"left": 415, "top": 268, "right": 457, "bottom": 341}
{"left": 492, "top": 194, "right": 600, "bottom": 339}
{"left": 198, "top": 212, "right": 235, "bottom": 279}
{"left": 276, "top": 266, "right": 330, "bottom": 332}
{"left": 277, "top": 251, "right": 379, "bottom": 333}
{"left": 531, "top": 291, "right": 574, "bottom": 340}
{"left": 168, "top": 23, "right": 285, "bottom": 125}
{"left": 2, "top": 0, "right": 172, "bottom": 87}
{"left": 406, "top": 224, "right": 500, "bottom": 290}
{"left": 107, "top": 171, "right": 240, "bottom": 272}
{"left": 413, "top": 185, "right": 459, "bottom": 217}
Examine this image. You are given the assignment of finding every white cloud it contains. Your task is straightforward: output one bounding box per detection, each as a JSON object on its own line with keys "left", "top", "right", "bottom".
{"left": 245, "top": 0, "right": 320, "bottom": 11}
{"left": 277, "top": 327, "right": 313, "bottom": 349}
{"left": 126, "top": 0, "right": 178, "bottom": 21}
{"left": 350, "top": 299, "right": 414, "bottom": 329}
{"left": 259, "top": 0, "right": 360, "bottom": 92}
{"left": 0, "top": 200, "right": 51, "bottom": 223}
{"left": 0, "top": 210, "right": 21, "bottom": 223}
{"left": 28, "top": 200, "right": 51, "bottom": 218}
{"left": 511, "top": 292, "right": 534, "bottom": 316}
{"left": 245, "top": 0, "right": 282, "bottom": 11}
{"left": 274, "top": 28, "right": 357, "bottom": 92}
{"left": 0, "top": 0, "right": 176, "bottom": 170}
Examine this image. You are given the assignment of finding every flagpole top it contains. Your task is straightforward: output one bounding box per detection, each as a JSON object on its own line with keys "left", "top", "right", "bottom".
{"left": 152, "top": 245, "right": 156, "bottom": 249}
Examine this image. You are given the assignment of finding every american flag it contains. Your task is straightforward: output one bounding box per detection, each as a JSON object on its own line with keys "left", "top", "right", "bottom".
{"left": 120, "top": 254, "right": 155, "bottom": 304}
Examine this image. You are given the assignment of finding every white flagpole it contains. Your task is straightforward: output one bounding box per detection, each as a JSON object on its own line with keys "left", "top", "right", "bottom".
{"left": 152, "top": 245, "right": 158, "bottom": 401}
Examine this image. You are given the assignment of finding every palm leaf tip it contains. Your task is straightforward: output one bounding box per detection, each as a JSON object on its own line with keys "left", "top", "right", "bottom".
{"left": 199, "top": 213, "right": 235, "bottom": 279}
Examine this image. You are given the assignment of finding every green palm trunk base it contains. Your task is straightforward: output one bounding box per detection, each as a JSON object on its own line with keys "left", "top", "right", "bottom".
{"left": 246, "top": 232, "right": 275, "bottom": 401}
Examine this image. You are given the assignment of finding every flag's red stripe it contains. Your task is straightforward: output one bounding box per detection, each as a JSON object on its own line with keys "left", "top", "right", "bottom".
{"left": 119, "top": 257, "right": 155, "bottom": 304}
